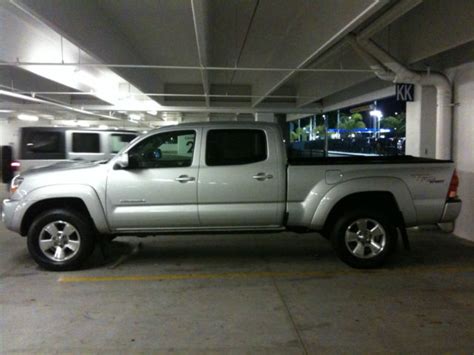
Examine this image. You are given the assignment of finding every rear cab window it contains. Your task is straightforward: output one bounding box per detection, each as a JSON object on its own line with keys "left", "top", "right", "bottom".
{"left": 205, "top": 129, "right": 267, "bottom": 166}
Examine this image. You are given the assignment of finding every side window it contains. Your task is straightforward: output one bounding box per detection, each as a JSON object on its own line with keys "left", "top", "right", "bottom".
{"left": 206, "top": 129, "right": 267, "bottom": 166}
{"left": 26, "top": 132, "right": 61, "bottom": 153}
{"left": 20, "top": 129, "right": 66, "bottom": 160}
{"left": 128, "top": 130, "right": 195, "bottom": 169}
{"left": 72, "top": 133, "right": 100, "bottom": 153}
{"left": 110, "top": 134, "right": 137, "bottom": 154}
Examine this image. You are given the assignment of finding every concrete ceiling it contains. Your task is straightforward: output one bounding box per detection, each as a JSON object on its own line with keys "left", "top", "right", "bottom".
{"left": 1, "top": 0, "right": 474, "bottom": 126}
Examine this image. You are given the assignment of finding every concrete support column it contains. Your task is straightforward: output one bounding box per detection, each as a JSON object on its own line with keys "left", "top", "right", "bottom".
{"left": 405, "top": 85, "right": 437, "bottom": 158}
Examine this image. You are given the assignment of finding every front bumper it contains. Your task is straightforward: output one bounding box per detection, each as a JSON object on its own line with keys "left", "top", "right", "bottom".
{"left": 2, "top": 198, "right": 22, "bottom": 233}
{"left": 439, "top": 198, "right": 462, "bottom": 223}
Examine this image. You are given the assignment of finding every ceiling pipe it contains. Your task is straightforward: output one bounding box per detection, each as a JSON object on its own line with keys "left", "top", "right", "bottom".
{"left": 346, "top": 36, "right": 394, "bottom": 81}
{"left": 353, "top": 38, "right": 452, "bottom": 160}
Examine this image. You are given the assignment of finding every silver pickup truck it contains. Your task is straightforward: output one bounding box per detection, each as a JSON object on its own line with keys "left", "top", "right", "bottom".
{"left": 2, "top": 122, "right": 462, "bottom": 271}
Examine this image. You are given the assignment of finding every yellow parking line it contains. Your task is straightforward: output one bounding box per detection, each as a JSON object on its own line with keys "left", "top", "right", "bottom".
{"left": 58, "top": 270, "right": 339, "bottom": 283}
{"left": 58, "top": 267, "right": 474, "bottom": 283}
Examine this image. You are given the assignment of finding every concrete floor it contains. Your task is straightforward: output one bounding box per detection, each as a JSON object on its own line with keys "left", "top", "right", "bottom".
{"left": 0, "top": 225, "right": 473, "bottom": 354}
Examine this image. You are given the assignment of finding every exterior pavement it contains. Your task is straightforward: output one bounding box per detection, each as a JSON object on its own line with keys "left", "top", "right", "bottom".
{"left": 0, "top": 224, "right": 473, "bottom": 354}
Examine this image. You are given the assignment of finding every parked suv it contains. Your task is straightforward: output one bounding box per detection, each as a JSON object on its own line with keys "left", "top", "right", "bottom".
{"left": 7, "top": 127, "right": 138, "bottom": 176}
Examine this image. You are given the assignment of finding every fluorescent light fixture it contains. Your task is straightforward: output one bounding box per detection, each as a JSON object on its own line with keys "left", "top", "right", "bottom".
{"left": 160, "top": 120, "right": 179, "bottom": 126}
{"left": 60, "top": 120, "right": 90, "bottom": 127}
{"left": 0, "top": 109, "right": 13, "bottom": 113}
{"left": 61, "top": 121, "right": 77, "bottom": 126}
{"left": 77, "top": 122, "right": 90, "bottom": 128}
{"left": 18, "top": 114, "right": 39, "bottom": 121}
{"left": 128, "top": 113, "right": 142, "bottom": 121}
{"left": 161, "top": 112, "right": 182, "bottom": 122}
{"left": 146, "top": 111, "right": 157, "bottom": 116}
{"left": 98, "top": 124, "right": 109, "bottom": 129}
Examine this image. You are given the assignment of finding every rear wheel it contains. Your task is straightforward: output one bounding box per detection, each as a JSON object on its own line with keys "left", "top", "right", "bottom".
{"left": 27, "top": 209, "right": 96, "bottom": 271}
{"left": 330, "top": 209, "right": 397, "bottom": 268}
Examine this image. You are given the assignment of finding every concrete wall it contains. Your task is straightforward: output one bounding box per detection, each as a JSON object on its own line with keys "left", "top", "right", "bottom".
{"left": 446, "top": 62, "right": 474, "bottom": 241}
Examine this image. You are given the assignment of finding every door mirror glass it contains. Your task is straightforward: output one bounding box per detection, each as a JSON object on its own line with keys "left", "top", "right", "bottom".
{"left": 113, "top": 153, "right": 129, "bottom": 169}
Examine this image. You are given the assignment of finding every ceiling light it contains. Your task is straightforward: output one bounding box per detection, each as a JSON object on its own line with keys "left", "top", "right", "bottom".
{"left": 76, "top": 121, "right": 90, "bottom": 128}
{"left": 161, "top": 121, "right": 179, "bottom": 126}
{"left": 146, "top": 111, "right": 157, "bottom": 116}
{"left": 0, "top": 110, "right": 13, "bottom": 113}
{"left": 98, "top": 124, "right": 108, "bottom": 129}
{"left": 61, "top": 121, "right": 77, "bottom": 126}
{"left": 17, "top": 114, "right": 39, "bottom": 122}
{"left": 128, "top": 113, "right": 142, "bottom": 121}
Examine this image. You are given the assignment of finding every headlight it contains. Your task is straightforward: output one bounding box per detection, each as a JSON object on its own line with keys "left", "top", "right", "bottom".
{"left": 10, "top": 175, "right": 24, "bottom": 195}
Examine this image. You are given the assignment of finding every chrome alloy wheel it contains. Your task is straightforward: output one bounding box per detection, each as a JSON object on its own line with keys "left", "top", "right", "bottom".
{"left": 345, "top": 218, "right": 387, "bottom": 259}
{"left": 38, "top": 221, "right": 81, "bottom": 262}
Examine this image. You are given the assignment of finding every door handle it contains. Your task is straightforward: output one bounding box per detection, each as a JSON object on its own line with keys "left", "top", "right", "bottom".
{"left": 175, "top": 175, "right": 195, "bottom": 183}
{"left": 252, "top": 172, "right": 274, "bottom": 181}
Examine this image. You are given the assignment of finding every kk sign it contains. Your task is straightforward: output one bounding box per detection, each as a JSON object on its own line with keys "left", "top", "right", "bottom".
{"left": 396, "top": 83, "right": 415, "bottom": 102}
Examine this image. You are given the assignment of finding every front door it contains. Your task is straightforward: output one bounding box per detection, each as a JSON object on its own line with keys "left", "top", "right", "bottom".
{"left": 106, "top": 129, "right": 200, "bottom": 231}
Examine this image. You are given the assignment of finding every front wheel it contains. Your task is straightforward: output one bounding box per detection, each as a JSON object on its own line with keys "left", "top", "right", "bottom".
{"left": 27, "top": 209, "right": 96, "bottom": 271}
{"left": 330, "top": 209, "right": 397, "bottom": 268}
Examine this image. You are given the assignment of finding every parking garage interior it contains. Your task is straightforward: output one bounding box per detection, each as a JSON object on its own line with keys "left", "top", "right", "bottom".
{"left": 0, "top": 0, "right": 473, "bottom": 353}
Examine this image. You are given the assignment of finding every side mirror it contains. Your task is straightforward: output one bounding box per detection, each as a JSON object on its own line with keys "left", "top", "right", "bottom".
{"left": 113, "top": 153, "right": 129, "bottom": 170}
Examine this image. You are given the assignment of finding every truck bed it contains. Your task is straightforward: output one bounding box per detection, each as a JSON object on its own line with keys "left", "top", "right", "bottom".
{"left": 286, "top": 156, "right": 455, "bottom": 229}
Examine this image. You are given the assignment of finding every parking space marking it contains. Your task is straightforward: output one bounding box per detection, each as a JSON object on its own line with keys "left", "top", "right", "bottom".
{"left": 58, "top": 267, "right": 474, "bottom": 283}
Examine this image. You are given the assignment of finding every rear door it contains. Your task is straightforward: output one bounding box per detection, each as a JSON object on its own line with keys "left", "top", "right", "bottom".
{"left": 197, "top": 126, "right": 286, "bottom": 227}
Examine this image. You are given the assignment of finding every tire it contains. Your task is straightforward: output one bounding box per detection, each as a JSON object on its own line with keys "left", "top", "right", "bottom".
{"left": 27, "top": 209, "right": 96, "bottom": 271}
{"left": 330, "top": 208, "right": 397, "bottom": 269}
